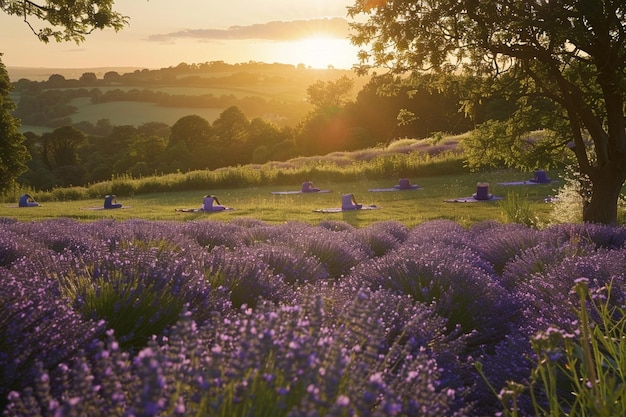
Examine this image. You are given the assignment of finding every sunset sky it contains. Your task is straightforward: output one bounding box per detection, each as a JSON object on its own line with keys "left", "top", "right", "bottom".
{"left": 0, "top": 0, "right": 362, "bottom": 70}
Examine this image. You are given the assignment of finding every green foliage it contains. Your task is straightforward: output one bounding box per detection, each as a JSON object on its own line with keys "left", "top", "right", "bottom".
{"left": 464, "top": 124, "right": 564, "bottom": 172}
{"left": 0, "top": 55, "right": 30, "bottom": 193}
{"left": 498, "top": 191, "right": 541, "bottom": 228}
{"left": 306, "top": 75, "right": 354, "bottom": 110}
{"left": 168, "top": 114, "right": 215, "bottom": 169}
{"left": 41, "top": 125, "right": 87, "bottom": 168}
{"left": 2, "top": 0, "right": 128, "bottom": 43}
{"left": 51, "top": 185, "right": 89, "bottom": 201}
{"left": 58, "top": 262, "right": 185, "bottom": 351}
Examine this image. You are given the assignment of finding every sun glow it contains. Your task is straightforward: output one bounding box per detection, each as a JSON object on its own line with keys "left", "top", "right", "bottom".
{"left": 270, "top": 36, "right": 358, "bottom": 69}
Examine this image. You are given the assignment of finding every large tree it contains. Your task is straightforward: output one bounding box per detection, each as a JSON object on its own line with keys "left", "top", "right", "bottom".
{"left": 0, "top": 55, "right": 30, "bottom": 192}
{"left": 349, "top": 0, "right": 626, "bottom": 224}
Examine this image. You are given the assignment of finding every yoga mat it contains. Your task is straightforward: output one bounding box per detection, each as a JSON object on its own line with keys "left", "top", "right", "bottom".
{"left": 313, "top": 205, "right": 380, "bottom": 213}
{"left": 175, "top": 207, "right": 235, "bottom": 213}
{"left": 444, "top": 197, "right": 502, "bottom": 203}
{"left": 83, "top": 206, "right": 132, "bottom": 210}
{"left": 368, "top": 186, "right": 421, "bottom": 192}
{"left": 270, "top": 190, "right": 332, "bottom": 195}
{"left": 497, "top": 180, "right": 556, "bottom": 186}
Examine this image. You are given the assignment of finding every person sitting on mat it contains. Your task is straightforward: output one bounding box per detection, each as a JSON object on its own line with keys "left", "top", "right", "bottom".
{"left": 301, "top": 181, "right": 321, "bottom": 193}
{"left": 394, "top": 178, "right": 419, "bottom": 189}
{"left": 341, "top": 193, "right": 363, "bottom": 210}
{"left": 104, "top": 194, "right": 123, "bottom": 209}
{"left": 18, "top": 194, "right": 39, "bottom": 207}
{"left": 529, "top": 170, "right": 552, "bottom": 184}
{"left": 202, "top": 195, "right": 226, "bottom": 211}
{"left": 472, "top": 183, "right": 494, "bottom": 201}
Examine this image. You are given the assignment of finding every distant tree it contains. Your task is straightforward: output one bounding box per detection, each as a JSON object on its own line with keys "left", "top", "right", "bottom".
{"left": 295, "top": 108, "right": 354, "bottom": 156}
{"left": 74, "top": 118, "right": 114, "bottom": 137}
{"left": 169, "top": 115, "right": 212, "bottom": 150}
{"left": 81, "top": 125, "right": 141, "bottom": 182}
{"left": 40, "top": 125, "right": 86, "bottom": 169}
{"left": 137, "top": 122, "right": 170, "bottom": 139}
{"left": 212, "top": 106, "right": 252, "bottom": 166}
{"left": 115, "top": 135, "right": 166, "bottom": 177}
{"left": 247, "top": 117, "right": 285, "bottom": 149}
{"left": 348, "top": 0, "right": 626, "bottom": 224}
{"left": 168, "top": 115, "right": 214, "bottom": 170}
{"left": 18, "top": 131, "right": 57, "bottom": 190}
{"left": 295, "top": 76, "right": 362, "bottom": 155}
{"left": 105, "top": 125, "right": 137, "bottom": 154}
{"left": 1, "top": 0, "right": 128, "bottom": 43}
{"left": 39, "top": 125, "right": 87, "bottom": 186}
{"left": 47, "top": 73, "right": 66, "bottom": 86}
{"left": 103, "top": 71, "right": 122, "bottom": 84}
{"left": 212, "top": 106, "right": 250, "bottom": 144}
{"left": 79, "top": 72, "right": 98, "bottom": 84}
{"left": 94, "top": 119, "right": 114, "bottom": 136}
{"left": 306, "top": 75, "right": 354, "bottom": 110}
{"left": 0, "top": 55, "right": 30, "bottom": 192}
{"left": 269, "top": 139, "right": 297, "bottom": 162}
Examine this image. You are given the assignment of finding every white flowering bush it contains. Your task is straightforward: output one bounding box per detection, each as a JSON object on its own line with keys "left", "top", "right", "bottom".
{"left": 548, "top": 163, "right": 587, "bottom": 223}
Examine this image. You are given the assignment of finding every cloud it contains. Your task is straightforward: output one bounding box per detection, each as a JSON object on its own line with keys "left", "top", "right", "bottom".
{"left": 147, "top": 17, "right": 349, "bottom": 42}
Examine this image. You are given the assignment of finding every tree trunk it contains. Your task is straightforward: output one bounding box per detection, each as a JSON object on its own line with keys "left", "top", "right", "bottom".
{"left": 583, "top": 167, "right": 626, "bottom": 224}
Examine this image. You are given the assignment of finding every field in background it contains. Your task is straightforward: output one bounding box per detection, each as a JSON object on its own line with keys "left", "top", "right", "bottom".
{"left": 67, "top": 98, "right": 225, "bottom": 127}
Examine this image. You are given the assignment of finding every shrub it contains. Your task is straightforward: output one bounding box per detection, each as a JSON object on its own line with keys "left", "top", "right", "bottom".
{"left": 498, "top": 190, "right": 541, "bottom": 228}
{"left": 0, "top": 268, "right": 105, "bottom": 410}
{"left": 351, "top": 240, "right": 516, "bottom": 350}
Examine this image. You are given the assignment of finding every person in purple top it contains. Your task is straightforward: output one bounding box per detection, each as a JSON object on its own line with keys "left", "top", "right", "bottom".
{"left": 472, "top": 183, "right": 493, "bottom": 200}
{"left": 301, "top": 181, "right": 321, "bottom": 193}
{"left": 529, "top": 170, "right": 552, "bottom": 184}
{"left": 202, "top": 195, "right": 226, "bottom": 211}
{"left": 104, "top": 195, "right": 123, "bottom": 209}
{"left": 341, "top": 193, "right": 363, "bottom": 210}
{"left": 18, "top": 194, "right": 39, "bottom": 207}
{"left": 393, "top": 178, "right": 420, "bottom": 190}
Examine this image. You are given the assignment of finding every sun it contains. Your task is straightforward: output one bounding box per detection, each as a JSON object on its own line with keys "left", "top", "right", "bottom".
{"left": 270, "top": 36, "right": 358, "bottom": 69}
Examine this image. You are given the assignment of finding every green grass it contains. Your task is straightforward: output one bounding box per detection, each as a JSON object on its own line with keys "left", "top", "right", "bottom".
{"left": 0, "top": 172, "right": 558, "bottom": 227}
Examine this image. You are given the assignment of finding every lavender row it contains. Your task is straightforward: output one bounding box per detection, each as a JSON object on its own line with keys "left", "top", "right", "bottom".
{"left": 1, "top": 217, "right": 625, "bottom": 416}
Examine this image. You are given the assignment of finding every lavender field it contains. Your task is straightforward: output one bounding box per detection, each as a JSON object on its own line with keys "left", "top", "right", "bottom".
{"left": 1, "top": 217, "right": 625, "bottom": 416}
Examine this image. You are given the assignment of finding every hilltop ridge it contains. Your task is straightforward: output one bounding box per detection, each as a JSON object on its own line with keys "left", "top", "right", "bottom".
{"left": 7, "top": 66, "right": 148, "bottom": 82}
